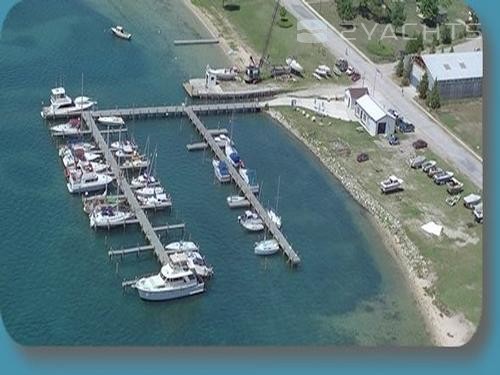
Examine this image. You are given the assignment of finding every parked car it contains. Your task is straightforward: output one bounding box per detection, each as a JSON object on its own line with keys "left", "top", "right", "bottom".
{"left": 335, "top": 58, "right": 348, "bottom": 72}
{"left": 397, "top": 118, "right": 415, "bottom": 133}
{"left": 388, "top": 134, "right": 400, "bottom": 145}
{"left": 346, "top": 66, "right": 355, "bottom": 76}
{"left": 388, "top": 108, "right": 399, "bottom": 118}
{"left": 413, "top": 139, "right": 428, "bottom": 149}
{"left": 409, "top": 155, "right": 426, "bottom": 169}
{"left": 351, "top": 72, "right": 361, "bottom": 82}
{"left": 357, "top": 153, "right": 369, "bottom": 163}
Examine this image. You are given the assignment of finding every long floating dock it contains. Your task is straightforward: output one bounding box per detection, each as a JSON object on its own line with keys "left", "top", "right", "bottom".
{"left": 174, "top": 38, "right": 219, "bottom": 46}
{"left": 82, "top": 112, "right": 171, "bottom": 266}
{"left": 184, "top": 107, "right": 301, "bottom": 266}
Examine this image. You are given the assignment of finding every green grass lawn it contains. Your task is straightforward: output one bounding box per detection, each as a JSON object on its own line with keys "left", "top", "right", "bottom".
{"left": 191, "top": 0, "right": 342, "bottom": 84}
{"left": 308, "top": 0, "right": 470, "bottom": 63}
{"left": 277, "top": 106, "right": 483, "bottom": 325}
{"left": 436, "top": 99, "right": 483, "bottom": 156}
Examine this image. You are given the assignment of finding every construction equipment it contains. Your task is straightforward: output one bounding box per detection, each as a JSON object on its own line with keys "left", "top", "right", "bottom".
{"left": 244, "top": 0, "right": 281, "bottom": 84}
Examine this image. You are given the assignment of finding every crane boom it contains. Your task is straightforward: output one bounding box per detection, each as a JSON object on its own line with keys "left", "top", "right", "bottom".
{"left": 258, "top": 0, "right": 281, "bottom": 68}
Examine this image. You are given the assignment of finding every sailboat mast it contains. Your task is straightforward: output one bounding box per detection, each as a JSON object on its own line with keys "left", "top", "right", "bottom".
{"left": 275, "top": 175, "right": 281, "bottom": 212}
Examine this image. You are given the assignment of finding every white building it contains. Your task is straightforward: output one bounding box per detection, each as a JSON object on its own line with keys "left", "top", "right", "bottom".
{"left": 411, "top": 51, "right": 483, "bottom": 99}
{"left": 344, "top": 87, "right": 369, "bottom": 109}
{"left": 354, "top": 94, "right": 395, "bottom": 136}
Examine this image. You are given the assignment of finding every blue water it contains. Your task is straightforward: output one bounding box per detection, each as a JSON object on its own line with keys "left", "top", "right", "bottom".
{"left": 0, "top": 0, "right": 429, "bottom": 346}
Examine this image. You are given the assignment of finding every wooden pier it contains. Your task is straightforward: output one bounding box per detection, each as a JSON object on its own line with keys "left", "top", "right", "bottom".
{"left": 184, "top": 107, "right": 300, "bottom": 266}
{"left": 91, "top": 102, "right": 263, "bottom": 120}
{"left": 82, "top": 112, "right": 172, "bottom": 266}
{"left": 174, "top": 38, "right": 219, "bottom": 46}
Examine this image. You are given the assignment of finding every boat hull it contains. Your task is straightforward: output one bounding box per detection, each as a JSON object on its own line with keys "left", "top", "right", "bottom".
{"left": 137, "top": 283, "right": 204, "bottom": 301}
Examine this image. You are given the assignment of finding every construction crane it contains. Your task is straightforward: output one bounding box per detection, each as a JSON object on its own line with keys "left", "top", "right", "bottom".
{"left": 244, "top": 0, "right": 281, "bottom": 84}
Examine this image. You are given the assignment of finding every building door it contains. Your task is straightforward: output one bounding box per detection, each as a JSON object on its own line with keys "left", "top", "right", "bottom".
{"left": 377, "top": 122, "right": 386, "bottom": 134}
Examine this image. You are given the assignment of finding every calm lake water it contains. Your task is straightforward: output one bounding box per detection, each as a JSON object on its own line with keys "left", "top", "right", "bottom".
{"left": 0, "top": 0, "right": 429, "bottom": 346}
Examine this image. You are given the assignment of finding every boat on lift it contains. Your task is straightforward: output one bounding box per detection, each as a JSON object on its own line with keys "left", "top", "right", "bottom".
{"left": 111, "top": 25, "right": 132, "bottom": 40}
{"left": 254, "top": 239, "right": 280, "bottom": 256}
{"left": 41, "top": 87, "right": 96, "bottom": 119}
{"left": 97, "top": 116, "right": 125, "bottom": 126}
{"left": 133, "top": 263, "right": 204, "bottom": 301}
{"left": 238, "top": 210, "right": 264, "bottom": 232}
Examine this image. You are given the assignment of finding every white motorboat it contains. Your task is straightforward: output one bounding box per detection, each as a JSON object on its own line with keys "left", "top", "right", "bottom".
{"left": 41, "top": 87, "right": 96, "bottom": 119}
{"left": 89, "top": 205, "right": 134, "bottom": 228}
{"left": 133, "top": 264, "right": 204, "bottom": 301}
{"left": 254, "top": 239, "right": 280, "bottom": 256}
{"left": 226, "top": 195, "right": 250, "bottom": 208}
{"left": 131, "top": 173, "right": 158, "bottom": 188}
{"left": 380, "top": 175, "right": 404, "bottom": 194}
{"left": 165, "top": 241, "right": 199, "bottom": 252}
{"left": 120, "top": 155, "right": 149, "bottom": 170}
{"left": 66, "top": 170, "right": 113, "bottom": 194}
{"left": 50, "top": 118, "right": 84, "bottom": 135}
{"left": 110, "top": 140, "right": 137, "bottom": 152}
{"left": 224, "top": 142, "right": 241, "bottom": 167}
{"left": 206, "top": 65, "right": 238, "bottom": 81}
{"left": 239, "top": 167, "right": 259, "bottom": 194}
{"left": 169, "top": 251, "right": 213, "bottom": 278}
{"left": 77, "top": 160, "right": 109, "bottom": 174}
{"left": 97, "top": 116, "right": 125, "bottom": 126}
{"left": 135, "top": 186, "right": 164, "bottom": 197}
{"left": 111, "top": 25, "right": 132, "bottom": 40}
{"left": 136, "top": 193, "right": 172, "bottom": 210}
{"left": 267, "top": 208, "right": 282, "bottom": 229}
{"left": 286, "top": 57, "right": 304, "bottom": 74}
{"left": 58, "top": 142, "right": 95, "bottom": 157}
{"left": 115, "top": 149, "right": 136, "bottom": 159}
{"left": 238, "top": 210, "right": 264, "bottom": 232}
{"left": 62, "top": 149, "right": 101, "bottom": 168}
{"left": 212, "top": 159, "right": 231, "bottom": 183}
{"left": 214, "top": 134, "right": 232, "bottom": 148}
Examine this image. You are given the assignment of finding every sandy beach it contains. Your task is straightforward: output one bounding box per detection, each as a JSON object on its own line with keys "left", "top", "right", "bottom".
{"left": 182, "top": 0, "right": 476, "bottom": 347}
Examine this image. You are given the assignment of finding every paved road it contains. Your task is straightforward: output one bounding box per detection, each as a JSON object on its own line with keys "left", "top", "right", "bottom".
{"left": 283, "top": 0, "right": 483, "bottom": 188}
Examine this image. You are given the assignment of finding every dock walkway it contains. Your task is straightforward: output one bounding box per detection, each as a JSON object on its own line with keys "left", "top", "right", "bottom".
{"left": 184, "top": 107, "right": 300, "bottom": 265}
{"left": 82, "top": 112, "right": 171, "bottom": 266}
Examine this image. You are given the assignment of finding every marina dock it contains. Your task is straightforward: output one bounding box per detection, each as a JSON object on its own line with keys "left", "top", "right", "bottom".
{"left": 82, "top": 112, "right": 172, "bottom": 266}
{"left": 184, "top": 107, "right": 301, "bottom": 265}
{"left": 174, "top": 38, "right": 219, "bottom": 46}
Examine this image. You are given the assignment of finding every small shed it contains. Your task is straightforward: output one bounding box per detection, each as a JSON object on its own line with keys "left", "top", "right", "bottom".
{"left": 354, "top": 94, "right": 396, "bottom": 136}
{"left": 344, "top": 87, "right": 369, "bottom": 109}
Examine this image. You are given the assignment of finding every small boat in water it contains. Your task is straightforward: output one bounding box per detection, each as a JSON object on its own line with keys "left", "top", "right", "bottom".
{"left": 267, "top": 208, "right": 282, "bottom": 229}
{"left": 224, "top": 142, "right": 241, "bottom": 167}
{"left": 238, "top": 210, "right": 264, "bottom": 232}
{"left": 226, "top": 195, "right": 250, "bottom": 208}
{"left": 120, "top": 154, "right": 149, "bottom": 170}
{"left": 51, "top": 118, "right": 84, "bottom": 135}
{"left": 133, "top": 263, "right": 204, "bottom": 301}
{"left": 41, "top": 87, "right": 96, "bottom": 119}
{"left": 136, "top": 193, "right": 172, "bottom": 210}
{"left": 98, "top": 116, "right": 125, "bottom": 126}
{"left": 165, "top": 241, "right": 199, "bottom": 252}
{"left": 169, "top": 251, "right": 213, "bottom": 278}
{"left": 67, "top": 170, "right": 113, "bottom": 194}
{"left": 110, "top": 140, "right": 137, "bottom": 153}
{"left": 254, "top": 239, "right": 280, "bottom": 256}
{"left": 131, "top": 173, "right": 158, "bottom": 188}
{"left": 212, "top": 159, "right": 231, "bottom": 183}
{"left": 77, "top": 160, "right": 109, "bottom": 174}
{"left": 135, "top": 186, "right": 164, "bottom": 197}
{"left": 214, "top": 134, "right": 232, "bottom": 148}
{"left": 89, "top": 205, "right": 134, "bottom": 228}
{"left": 111, "top": 25, "right": 132, "bottom": 40}
{"left": 239, "top": 167, "right": 259, "bottom": 194}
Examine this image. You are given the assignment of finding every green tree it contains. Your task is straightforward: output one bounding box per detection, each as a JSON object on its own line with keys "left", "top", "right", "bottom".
{"left": 450, "top": 45, "right": 454, "bottom": 52}
{"left": 420, "top": 0, "right": 439, "bottom": 24}
{"left": 358, "top": 0, "right": 370, "bottom": 18}
{"left": 337, "top": 0, "right": 355, "bottom": 21}
{"left": 395, "top": 56, "right": 404, "bottom": 77}
{"left": 405, "top": 32, "right": 424, "bottom": 54}
{"left": 401, "top": 57, "right": 412, "bottom": 86}
{"left": 418, "top": 72, "right": 429, "bottom": 99}
{"left": 440, "top": 23, "right": 452, "bottom": 44}
{"left": 427, "top": 79, "right": 441, "bottom": 109}
{"left": 391, "top": 1, "right": 407, "bottom": 34}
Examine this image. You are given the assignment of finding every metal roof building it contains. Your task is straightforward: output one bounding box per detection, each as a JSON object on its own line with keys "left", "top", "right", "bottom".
{"left": 411, "top": 51, "right": 483, "bottom": 99}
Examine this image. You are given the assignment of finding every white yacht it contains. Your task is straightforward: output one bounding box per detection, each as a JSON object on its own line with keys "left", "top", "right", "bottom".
{"left": 135, "top": 186, "right": 164, "bottom": 197}
{"left": 111, "top": 25, "right": 132, "bottom": 40}
{"left": 226, "top": 195, "right": 250, "bottom": 208}
{"left": 133, "top": 264, "right": 204, "bottom": 301}
{"left": 97, "top": 116, "right": 125, "bottom": 126}
{"left": 212, "top": 159, "right": 231, "bottom": 183}
{"left": 66, "top": 170, "right": 113, "bottom": 194}
{"left": 224, "top": 142, "right": 241, "bottom": 167}
{"left": 239, "top": 167, "right": 259, "bottom": 194}
{"left": 41, "top": 87, "right": 96, "bottom": 119}
{"left": 169, "top": 251, "right": 213, "bottom": 279}
{"left": 267, "top": 208, "right": 282, "bottom": 229}
{"left": 115, "top": 149, "right": 136, "bottom": 159}
{"left": 120, "top": 155, "right": 149, "bottom": 170}
{"left": 214, "top": 134, "right": 232, "bottom": 148}
{"left": 165, "top": 241, "right": 199, "bottom": 252}
{"left": 78, "top": 160, "right": 109, "bottom": 174}
{"left": 136, "top": 193, "right": 172, "bottom": 210}
{"left": 238, "top": 210, "right": 264, "bottom": 232}
{"left": 58, "top": 142, "right": 95, "bottom": 157}
{"left": 131, "top": 173, "right": 158, "bottom": 188}
{"left": 89, "top": 205, "right": 134, "bottom": 228}
{"left": 110, "top": 140, "right": 137, "bottom": 153}
{"left": 50, "top": 118, "right": 84, "bottom": 135}
{"left": 254, "top": 239, "right": 280, "bottom": 256}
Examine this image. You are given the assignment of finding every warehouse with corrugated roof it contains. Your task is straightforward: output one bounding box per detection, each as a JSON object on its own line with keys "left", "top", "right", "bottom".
{"left": 410, "top": 51, "right": 483, "bottom": 100}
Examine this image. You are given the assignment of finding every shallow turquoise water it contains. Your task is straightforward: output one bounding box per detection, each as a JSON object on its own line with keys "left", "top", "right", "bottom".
{"left": 0, "top": 0, "right": 429, "bottom": 346}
